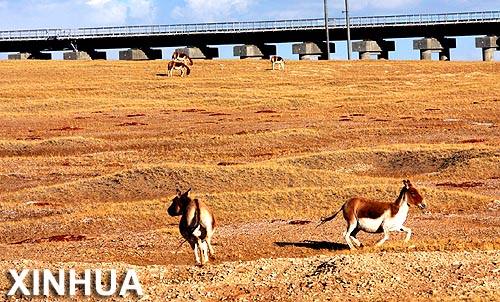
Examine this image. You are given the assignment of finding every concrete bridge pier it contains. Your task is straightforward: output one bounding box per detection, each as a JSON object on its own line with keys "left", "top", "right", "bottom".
{"left": 8, "top": 51, "right": 52, "bottom": 60}
{"left": 475, "top": 36, "right": 498, "bottom": 61}
{"left": 174, "top": 46, "right": 219, "bottom": 60}
{"left": 63, "top": 50, "right": 107, "bottom": 60}
{"left": 292, "top": 42, "right": 335, "bottom": 60}
{"left": 8, "top": 53, "right": 31, "bottom": 60}
{"left": 352, "top": 40, "right": 395, "bottom": 60}
{"left": 413, "top": 37, "right": 456, "bottom": 61}
{"left": 63, "top": 51, "right": 92, "bottom": 60}
{"left": 233, "top": 44, "right": 276, "bottom": 59}
{"left": 119, "top": 48, "right": 162, "bottom": 60}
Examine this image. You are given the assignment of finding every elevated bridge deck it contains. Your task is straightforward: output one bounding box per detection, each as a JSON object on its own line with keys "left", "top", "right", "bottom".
{"left": 0, "top": 11, "right": 499, "bottom": 59}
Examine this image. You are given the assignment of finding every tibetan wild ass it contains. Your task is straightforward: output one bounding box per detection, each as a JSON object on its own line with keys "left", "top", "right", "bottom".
{"left": 167, "top": 61, "right": 191, "bottom": 77}
{"left": 167, "top": 188, "right": 215, "bottom": 265}
{"left": 318, "top": 180, "right": 426, "bottom": 249}
{"left": 171, "top": 51, "right": 194, "bottom": 66}
{"left": 270, "top": 55, "right": 285, "bottom": 70}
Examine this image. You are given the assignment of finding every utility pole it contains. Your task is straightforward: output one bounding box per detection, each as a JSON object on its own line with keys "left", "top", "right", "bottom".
{"left": 345, "top": 0, "right": 352, "bottom": 60}
{"left": 324, "top": 0, "right": 330, "bottom": 60}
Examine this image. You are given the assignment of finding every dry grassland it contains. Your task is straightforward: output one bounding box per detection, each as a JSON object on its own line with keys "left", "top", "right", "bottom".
{"left": 0, "top": 59, "right": 499, "bottom": 300}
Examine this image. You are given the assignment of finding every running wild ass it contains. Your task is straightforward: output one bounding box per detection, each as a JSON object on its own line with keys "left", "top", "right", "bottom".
{"left": 167, "top": 61, "right": 191, "bottom": 77}
{"left": 270, "top": 55, "right": 285, "bottom": 70}
{"left": 167, "top": 188, "right": 216, "bottom": 265}
{"left": 171, "top": 51, "right": 194, "bottom": 66}
{"left": 318, "top": 180, "right": 426, "bottom": 249}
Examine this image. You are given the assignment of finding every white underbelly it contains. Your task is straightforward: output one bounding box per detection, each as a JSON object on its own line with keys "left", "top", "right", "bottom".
{"left": 384, "top": 214, "right": 408, "bottom": 231}
{"left": 357, "top": 217, "right": 384, "bottom": 233}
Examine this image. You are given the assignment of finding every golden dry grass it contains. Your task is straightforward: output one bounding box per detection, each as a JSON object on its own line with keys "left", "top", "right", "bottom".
{"left": 0, "top": 59, "right": 499, "bottom": 255}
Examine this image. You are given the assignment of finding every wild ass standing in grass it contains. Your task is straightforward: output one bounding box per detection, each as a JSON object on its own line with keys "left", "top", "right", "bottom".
{"left": 167, "top": 188, "right": 215, "bottom": 265}
{"left": 270, "top": 55, "right": 285, "bottom": 70}
{"left": 318, "top": 180, "right": 426, "bottom": 249}
{"left": 167, "top": 61, "right": 191, "bottom": 77}
{"left": 171, "top": 51, "right": 194, "bottom": 66}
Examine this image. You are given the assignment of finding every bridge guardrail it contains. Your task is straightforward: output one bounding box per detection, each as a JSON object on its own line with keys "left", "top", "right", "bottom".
{"left": 0, "top": 11, "right": 499, "bottom": 41}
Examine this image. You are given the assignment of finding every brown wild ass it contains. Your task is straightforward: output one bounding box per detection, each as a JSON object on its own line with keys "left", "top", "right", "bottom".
{"left": 167, "top": 61, "right": 191, "bottom": 77}
{"left": 167, "top": 188, "right": 216, "bottom": 265}
{"left": 270, "top": 55, "right": 285, "bottom": 70}
{"left": 171, "top": 51, "right": 194, "bottom": 66}
{"left": 318, "top": 180, "right": 426, "bottom": 249}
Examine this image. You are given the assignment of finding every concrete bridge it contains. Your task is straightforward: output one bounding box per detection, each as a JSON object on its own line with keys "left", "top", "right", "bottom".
{"left": 1, "top": 10, "right": 499, "bottom": 61}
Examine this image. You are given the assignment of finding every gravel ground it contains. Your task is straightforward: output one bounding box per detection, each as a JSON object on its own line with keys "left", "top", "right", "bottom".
{"left": 3, "top": 250, "right": 500, "bottom": 301}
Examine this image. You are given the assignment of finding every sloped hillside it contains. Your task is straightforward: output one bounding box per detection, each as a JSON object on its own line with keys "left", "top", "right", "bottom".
{"left": 0, "top": 60, "right": 499, "bottom": 301}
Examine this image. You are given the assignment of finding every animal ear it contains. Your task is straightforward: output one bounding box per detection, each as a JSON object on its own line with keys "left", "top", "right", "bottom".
{"left": 176, "top": 189, "right": 182, "bottom": 197}
{"left": 184, "top": 188, "right": 192, "bottom": 196}
{"left": 403, "top": 180, "right": 412, "bottom": 188}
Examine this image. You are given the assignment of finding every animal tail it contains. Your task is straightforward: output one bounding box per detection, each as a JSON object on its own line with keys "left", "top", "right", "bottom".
{"left": 175, "top": 237, "right": 188, "bottom": 253}
{"left": 316, "top": 208, "right": 342, "bottom": 228}
{"left": 171, "top": 51, "right": 178, "bottom": 60}
{"left": 185, "top": 65, "right": 191, "bottom": 76}
{"left": 187, "top": 198, "right": 201, "bottom": 236}
{"left": 188, "top": 57, "right": 193, "bottom": 66}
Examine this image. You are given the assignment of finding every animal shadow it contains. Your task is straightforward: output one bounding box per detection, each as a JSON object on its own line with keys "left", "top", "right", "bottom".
{"left": 156, "top": 73, "right": 168, "bottom": 77}
{"left": 275, "top": 240, "right": 350, "bottom": 251}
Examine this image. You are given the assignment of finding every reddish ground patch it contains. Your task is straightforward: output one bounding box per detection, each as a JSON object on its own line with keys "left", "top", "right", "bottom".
{"left": 460, "top": 138, "right": 487, "bottom": 143}
{"left": 116, "top": 122, "right": 148, "bottom": 126}
{"left": 436, "top": 181, "right": 484, "bottom": 188}
{"left": 50, "top": 126, "right": 84, "bottom": 131}
{"left": 11, "top": 234, "right": 89, "bottom": 244}
{"left": 217, "top": 162, "right": 241, "bottom": 166}
{"left": 255, "top": 110, "right": 278, "bottom": 114}
{"left": 25, "top": 201, "right": 64, "bottom": 207}
{"left": 182, "top": 109, "right": 206, "bottom": 113}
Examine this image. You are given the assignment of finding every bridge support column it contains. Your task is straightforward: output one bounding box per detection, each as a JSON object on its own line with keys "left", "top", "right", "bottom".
{"left": 64, "top": 51, "right": 92, "bottom": 60}
{"left": 119, "top": 48, "right": 162, "bottom": 60}
{"left": 292, "top": 42, "right": 335, "bottom": 60}
{"left": 175, "top": 46, "right": 219, "bottom": 60}
{"left": 64, "top": 50, "right": 106, "bottom": 60}
{"left": 8, "top": 53, "right": 31, "bottom": 60}
{"left": 233, "top": 44, "right": 276, "bottom": 59}
{"left": 352, "top": 40, "right": 395, "bottom": 60}
{"left": 9, "top": 52, "right": 52, "bottom": 60}
{"left": 413, "top": 37, "right": 456, "bottom": 61}
{"left": 475, "top": 36, "right": 498, "bottom": 61}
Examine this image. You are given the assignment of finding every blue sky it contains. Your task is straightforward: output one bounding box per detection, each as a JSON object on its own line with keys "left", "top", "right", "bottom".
{"left": 0, "top": 0, "right": 499, "bottom": 60}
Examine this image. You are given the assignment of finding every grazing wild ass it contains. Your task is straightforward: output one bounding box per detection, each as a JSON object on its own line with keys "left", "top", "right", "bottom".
{"left": 167, "top": 61, "right": 191, "bottom": 77}
{"left": 318, "top": 180, "right": 426, "bottom": 249}
{"left": 171, "top": 51, "right": 194, "bottom": 66}
{"left": 270, "top": 55, "right": 285, "bottom": 70}
{"left": 167, "top": 188, "right": 216, "bottom": 265}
